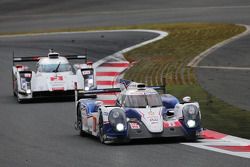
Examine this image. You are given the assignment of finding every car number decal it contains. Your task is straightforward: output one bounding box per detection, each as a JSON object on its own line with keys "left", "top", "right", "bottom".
{"left": 130, "top": 123, "right": 140, "bottom": 129}
{"left": 50, "top": 76, "right": 63, "bottom": 81}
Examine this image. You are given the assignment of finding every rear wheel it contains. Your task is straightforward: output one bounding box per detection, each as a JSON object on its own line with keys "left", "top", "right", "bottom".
{"left": 12, "top": 73, "right": 17, "bottom": 97}
{"left": 77, "top": 107, "right": 86, "bottom": 136}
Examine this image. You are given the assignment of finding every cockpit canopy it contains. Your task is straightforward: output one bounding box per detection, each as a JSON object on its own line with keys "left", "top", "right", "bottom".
{"left": 123, "top": 92, "right": 162, "bottom": 108}
{"left": 37, "top": 63, "right": 72, "bottom": 73}
{"left": 36, "top": 56, "right": 72, "bottom": 73}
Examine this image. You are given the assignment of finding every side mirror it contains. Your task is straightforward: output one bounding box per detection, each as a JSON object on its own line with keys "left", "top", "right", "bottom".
{"left": 183, "top": 96, "right": 191, "bottom": 103}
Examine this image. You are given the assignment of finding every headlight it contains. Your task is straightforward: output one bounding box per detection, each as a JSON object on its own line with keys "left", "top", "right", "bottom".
{"left": 183, "top": 105, "right": 199, "bottom": 119}
{"left": 21, "top": 78, "right": 27, "bottom": 90}
{"left": 187, "top": 120, "right": 196, "bottom": 128}
{"left": 116, "top": 123, "right": 125, "bottom": 131}
{"left": 84, "top": 87, "right": 89, "bottom": 91}
{"left": 26, "top": 89, "right": 31, "bottom": 94}
{"left": 108, "top": 108, "right": 126, "bottom": 132}
{"left": 182, "top": 104, "right": 200, "bottom": 128}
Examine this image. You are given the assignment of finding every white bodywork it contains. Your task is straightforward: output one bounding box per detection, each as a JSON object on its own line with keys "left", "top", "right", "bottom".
{"left": 13, "top": 53, "right": 96, "bottom": 102}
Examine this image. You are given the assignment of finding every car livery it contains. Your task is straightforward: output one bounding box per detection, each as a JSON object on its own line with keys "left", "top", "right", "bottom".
{"left": 74, "top": 80, "right": 202, "bottom": 144}
{"left": 12, "top": 50, "right": 97, "bottom": 102}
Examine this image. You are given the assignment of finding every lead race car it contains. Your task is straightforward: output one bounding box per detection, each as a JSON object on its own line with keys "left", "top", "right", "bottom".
{"left": 12, "top": 50, "right": 97, "bottom": 102}
{"left": 74, "top": 79, "right": 202, "bottom": 144}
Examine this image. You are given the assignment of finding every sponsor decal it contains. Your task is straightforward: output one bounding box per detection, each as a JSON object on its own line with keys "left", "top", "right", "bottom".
{"left": 148, "top": 110, "right": 155, "bottom": 116}
{"left": 82, "top": 70, "right": 91, "bottom": 75}
{"left": 50, "top": 76, "right": 63, "bottom": 81}
{"left": 147, "top": 116, "right": 159, "bottom": 123}
{"left": 163, "top": 120, "right": 181, "bottom": 128}
{"left": 130, "top": 122, "right": 140, "bottom": 129}
{"left": 52, "top": 87, "right": 64, "bottom": 91}
{"left": 24, "top": 73, "right": 32, "bottom": 78}
{"left": 149, "top": 117, "right": 158, "bottom": 122}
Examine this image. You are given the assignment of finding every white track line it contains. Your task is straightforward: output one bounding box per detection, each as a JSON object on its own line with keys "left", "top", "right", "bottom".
{"left": 93, "top": 30, "right": 168, "bottom": 68}
{"left": 187, "top": 24, "right": 250, "bottom": 68}
{"left": 196, "top": 66, "right": 250, "bottom": 70}
{"left": 1, "top": 5, "right": 250, "bottom": 19}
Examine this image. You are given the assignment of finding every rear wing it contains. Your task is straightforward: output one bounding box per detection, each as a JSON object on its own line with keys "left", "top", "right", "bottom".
{"left": 62, "top": 55, "right": 87, "bottom": 62}
{"left": 13, "top": 56, "right": 40, "bottom": 63}
{"left": 74, "top": 84, "right": 121, "bottom": 102}
{"left": 13, "top": 55, "right": 87, "bottom": 64}
{"left": 146, "top": 86, "right": 166, "bottom": 94}
{"left": 119, "top": 79, "right": 166, "bottom": 94}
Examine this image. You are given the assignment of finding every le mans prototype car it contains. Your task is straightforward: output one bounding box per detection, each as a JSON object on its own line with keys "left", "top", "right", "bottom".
{"left": 74, "top": 80, "right": 202, "bottom": 144}
{"left": 12, "top": 50, "right": 96, "bottom": 102}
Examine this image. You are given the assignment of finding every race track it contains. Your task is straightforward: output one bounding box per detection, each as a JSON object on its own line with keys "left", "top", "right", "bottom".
{"left": 0, "top": 0, "right": 250, "bottom": 166}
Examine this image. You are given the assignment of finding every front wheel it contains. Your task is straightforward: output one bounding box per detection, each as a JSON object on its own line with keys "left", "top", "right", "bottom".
{"left": 77, "top": 107, "right": 86, "bottom": 136}
{"left": 98, "top": 114, "right": 107, "bottom": 144}
{"left": 17, "top": 93, "right": 23, "bottom": 103}
{"left": 185, "top": 132, "right": 198, "bottom": 142}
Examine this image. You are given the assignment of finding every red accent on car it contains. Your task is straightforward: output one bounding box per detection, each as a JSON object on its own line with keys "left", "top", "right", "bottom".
{"left": 32, "top": 57, "right": 40, "bottom": 61}
{"left": 87, "top": 61, "right": 93, "bottom": 66}
{"left": 52, "top": 87, "right": 64, "bottom": 91}
{"left": 16, "top": 65, "right": 24, "bottom": 69}
{"left": 100, "top": 100, "right": 116, "bottom": 106}
{"left": 163, "top": 120, "right": 182, "bottom": 128}
{"left": 50, "top": 76, "right": 63, "bottom": 81}
{"left": 24, "top": 73, "right": 32, "bottom": 78}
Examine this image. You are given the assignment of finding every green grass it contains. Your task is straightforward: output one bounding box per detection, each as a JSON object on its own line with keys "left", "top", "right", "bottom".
{"left": 2, "top": 23, "right": 250, "bottom": 138}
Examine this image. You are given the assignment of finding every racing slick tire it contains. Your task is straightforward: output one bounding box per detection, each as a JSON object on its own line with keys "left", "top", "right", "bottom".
{"left": 185, "top": 132, "right": 198, "bottom": 142}
{"left": 17, "top": 93, "right": 23, "bottom": 103}
{"left": 12, "top": 74, "right": 17, "bottom": 97}
{"left": 77, "top": 106, "right": 86, "bottom": 136}
{"left": 98, "top": 113, "right": 108, "bottom": 144}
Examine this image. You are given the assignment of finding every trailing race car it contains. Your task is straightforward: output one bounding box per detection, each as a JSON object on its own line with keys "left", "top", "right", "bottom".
{"left": 12, "top": 50, "right": 97, "bottom": 102}
{"left": 74, "top": 80, "right": 202, "bottom": 144}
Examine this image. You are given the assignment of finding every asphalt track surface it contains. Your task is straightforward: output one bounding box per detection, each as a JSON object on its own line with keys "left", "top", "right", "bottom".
{"left": 0, "top": 0, "right": 250, "bottom": 167}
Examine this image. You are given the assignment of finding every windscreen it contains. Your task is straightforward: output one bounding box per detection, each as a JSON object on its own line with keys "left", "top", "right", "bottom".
{"left": 124, "top": 93, "right": 162, "bottom": 108}
{"left": 38, "top": 63, "right": 72, "bottom": 73}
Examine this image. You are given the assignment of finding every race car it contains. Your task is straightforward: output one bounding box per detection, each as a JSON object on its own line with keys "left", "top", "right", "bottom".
{"left": 74, "top": 80, "right": 202, "bottom": 144}
{"left": 12, "top": 50, "right": 97, "bottom": 102}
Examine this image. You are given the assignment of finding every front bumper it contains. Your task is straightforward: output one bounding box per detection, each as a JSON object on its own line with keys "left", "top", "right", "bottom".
{"left": 32, "top": 90, "right": 75, "bottom": 98}
{"left": 103, "top": 121, "right": 200, "bottom": 141}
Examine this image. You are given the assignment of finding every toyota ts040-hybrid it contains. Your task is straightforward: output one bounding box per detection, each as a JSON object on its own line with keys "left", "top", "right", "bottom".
{"left": 74, "top": 80, "right": 202, "bottom": 144}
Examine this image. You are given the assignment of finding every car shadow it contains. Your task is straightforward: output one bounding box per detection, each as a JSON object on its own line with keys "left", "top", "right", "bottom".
{"left": 76, "top": 132, "right": 192, "bottom": 146}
